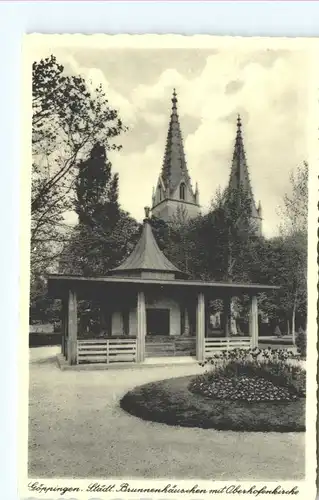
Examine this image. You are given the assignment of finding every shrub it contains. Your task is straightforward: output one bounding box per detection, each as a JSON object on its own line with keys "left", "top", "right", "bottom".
{"left": 201, "top": 347, "right": 300, "bottom": 369}
{"left": 193, "top": 347, "right": 305, "bottom": 402}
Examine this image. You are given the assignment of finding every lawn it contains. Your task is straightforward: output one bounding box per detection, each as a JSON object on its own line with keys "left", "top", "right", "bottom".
{"left": 28, "top": 349, "right": 305, "bottom": 480}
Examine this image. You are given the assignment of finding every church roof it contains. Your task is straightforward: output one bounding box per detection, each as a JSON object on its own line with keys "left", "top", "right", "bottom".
{"left": 109, "top": 207, "right": 186, "bottom": 278}
{"left": 160, "top": 89, "right": 192, "bottom": 194}
{"left": 229, "top": 115, "right": 259, "bottom": 219}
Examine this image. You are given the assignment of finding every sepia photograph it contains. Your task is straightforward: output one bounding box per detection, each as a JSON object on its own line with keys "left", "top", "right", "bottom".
{"left": 21, "top": 34, "right": 316, "bottom": 497}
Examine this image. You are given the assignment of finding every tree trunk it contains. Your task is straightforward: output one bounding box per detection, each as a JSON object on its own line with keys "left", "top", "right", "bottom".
{"left": 287, "top": 318, "right": 290, "bottom": 336}
{"left": 292, "top": 304, "right": 296, "bottom": 345}
{"left": 291, "top": 289, "right": 298, "bottom": 345}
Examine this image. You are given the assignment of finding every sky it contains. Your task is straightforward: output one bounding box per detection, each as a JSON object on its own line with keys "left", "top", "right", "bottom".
{"left": 31, "top": 37, "right": 310, "bottom": 238}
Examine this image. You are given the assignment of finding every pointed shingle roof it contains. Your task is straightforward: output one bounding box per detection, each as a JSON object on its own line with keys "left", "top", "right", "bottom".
{"left": 109, "top": 207, "right": 187, "bottom": 279}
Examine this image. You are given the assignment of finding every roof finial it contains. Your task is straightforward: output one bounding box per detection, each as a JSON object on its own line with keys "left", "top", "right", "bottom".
{"left": 172, "top": 88, "right": 178, "bottom": 108}
{"left": 144, "top": 206, "right": 151, "bottom": 220}
{"left": 237, "top": 113, "right": 242, "bottom": 132}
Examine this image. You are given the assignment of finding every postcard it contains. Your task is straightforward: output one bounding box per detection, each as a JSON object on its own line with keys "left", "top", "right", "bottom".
{"left": 20, "top": 34, "right": 318, "bottom": 499}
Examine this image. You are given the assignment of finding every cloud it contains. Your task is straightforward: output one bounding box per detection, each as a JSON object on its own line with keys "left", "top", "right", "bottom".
{"left": 109, "top": 143, "right": 163, "bottom": 221}
{"left": 225, "top": 80, "right": 245, "bottom": 95}
{"left": 64, "top": 56, "right": 137, "bottom": 126}
{"left": 31, "top": 45, "right": 309, "bottom": 238}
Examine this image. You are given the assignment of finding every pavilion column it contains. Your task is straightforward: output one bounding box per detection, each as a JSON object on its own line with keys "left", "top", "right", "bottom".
{"left": 196, "top": 292, "right": 205, "bottom": 361}
{"left": 223, "top": 295, "right": 232, "bottom": 337}
{"left": 67, "top": 289, "right": 78, "bottom": 365}
{"left": 249, "top": 295, "right": 259, "bottom": 348}
{"left": 137, "top": 290, "right": 146, "bottom": 362}
{"left": 184, "top": 306, "right": 190, "bottom": 335}
{"left": 61, "top": 298, "right": 68, "bottom": 357}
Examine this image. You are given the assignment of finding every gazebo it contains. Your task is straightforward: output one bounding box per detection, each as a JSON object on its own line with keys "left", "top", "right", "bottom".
{"left": 47, "top": 208, "right": 278, "bottom": 366}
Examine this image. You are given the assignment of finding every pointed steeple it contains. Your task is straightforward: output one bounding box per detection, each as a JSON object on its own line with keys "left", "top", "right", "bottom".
{"left": 109, "top": 207, "right": 187, "bottom": 279}
{"left": 151, "top": 90, "right": 200, "bottom": 222}
{"left": 161, "top": 89, "right": 191, "bottom": 194}
{"left": 229, "top": 114, "right": 260, "bottom": 223}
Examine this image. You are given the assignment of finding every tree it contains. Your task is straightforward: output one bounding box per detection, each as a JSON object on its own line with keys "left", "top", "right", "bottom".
{"left": 251, "top": 236, "right": 306, "bottom": 334}
{"left": 31, "top": 55, "right": 126, "bottom": 267}
{"left": 59, "top": 210, "right": 140, "bottom": 277}
{"left": 149, "top": 216, "right": 170, "bottom": 252}
{"left": 74, "top": 142, "right": 120, "bottom": 228}
{"left": 278, "top": 161, "right": 308, "bottom": 341}
{"left": 279, "top": 161, "right": 308, "bottom": 237}
{"left": 189, "top": 185, "right": 258, "bottom": 282}
{"left": 59, "top": 143, "right": 140, "bottom": 277}
{"left": 150, "top": 209, "right": 204, "bottom": 279}
{"left": 30, "top": 55, "right": 127, "bottom": 321}
{"left": 166, "top": 206, "right": 197, "bottom": 275}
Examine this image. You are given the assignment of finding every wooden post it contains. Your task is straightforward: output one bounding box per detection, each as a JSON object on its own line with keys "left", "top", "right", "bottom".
{"left": 61, "top": 298, "right": 68, "bottom": 356}
{"left": 223, "top": 295, "right": 231, "bottom": 337}
{"left": 67, "top": 289, "right": 78, "bottom": 365}
{"left": 196, "top": 292, "right": 205, "bottom": 361}
{"left": 184, "top": 306, "right": 190, "bottom": 335}
{"left": 249, "top": 295, "right": 259, "bottom": 348}
{"left": 137, "top": 290, "right": 146, "bottom": 362}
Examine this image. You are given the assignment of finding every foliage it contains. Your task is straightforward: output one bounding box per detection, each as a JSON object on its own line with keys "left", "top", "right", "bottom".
{"left": 150, "top": 185, "right": 260, "bottom": 283}
{"left": 246, "top": 234, "right": 307, "bottom": 329}
{"left": 148, "top": 179, "right": 308, "bottom": 330}
{"left": 59, "top": 143, "right": 140, "bottom": 276}
{"left": 277, "top": 161, "right": 308, "bottom": 335}
{"left": 74, "top": 142, "right": 120, "bottom": 226}
{"left": 149, "top": 176, "right": 307, "bottom": 330}
{"left": 180, "top": 185, "right": 258, "bottom": 282}
{"left": 32, "top": 55, "right": 125, "bottom": 231}
{"left": 194, "top": 348, "right": 305, "bottom": 401}
{"left": 201, "top": 346, "right": 299, "bottom": 366}
{"left": 279, "top": 161, "right": 308, "bottom": 237}
{"left": 120, "top": 375, "right": 305, "bottom": 432}
{"left": 59, "top": 210, "right": 140, "bottom": 276}
{"left": 29, "top": 274, "right": 61, "bottom": 324}
{"left": 149, "top": 216, "right": 170, "bottom": 252}
{"left": 31, "top": 55, "right": 127, "bottom": 318}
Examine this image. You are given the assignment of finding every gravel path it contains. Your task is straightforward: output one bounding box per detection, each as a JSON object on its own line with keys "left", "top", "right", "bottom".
{"left": 29, "top": 347, "right": 305, "bottom": 480}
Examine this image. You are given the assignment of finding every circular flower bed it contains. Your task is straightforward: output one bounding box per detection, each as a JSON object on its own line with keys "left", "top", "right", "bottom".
{"left": 189, "top": 375, "right": 298, "bottom": 402}
{"left": 120, "top": 375, "right": 305, "bottom": 432}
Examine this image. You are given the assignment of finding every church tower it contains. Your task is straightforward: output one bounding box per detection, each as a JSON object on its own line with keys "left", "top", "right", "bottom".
{"left": 228, "top": 115, "right": 262, "bottom": 236}
{"left": 151, "top": 89, "right": 200, "bottom": 222}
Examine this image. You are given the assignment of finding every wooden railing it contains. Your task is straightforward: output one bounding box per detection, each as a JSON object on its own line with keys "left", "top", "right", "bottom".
{"left": 145, "top": 336, "right": 196, "bottom": 357}
{"left": 204, "top": 337, "right": 251, "bottom": 358}
{"left": 77, "top": 338, "right": 137, "bottom": 364}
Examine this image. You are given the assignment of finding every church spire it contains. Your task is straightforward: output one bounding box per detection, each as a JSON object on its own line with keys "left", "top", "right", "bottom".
{"left": 229, "top": 114, "right": 253, "bottom": 197}
{"left": 151, "top": 90, "right": 200, "bottom": 222}
{"left": 228, "top": 114, "right": 262, "bottom": 235}
{"left": 229, "top": 114, "right": 250, "bottom": 191}
{"left": 160, "top": 89, "right": 191, "bottom": 194}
